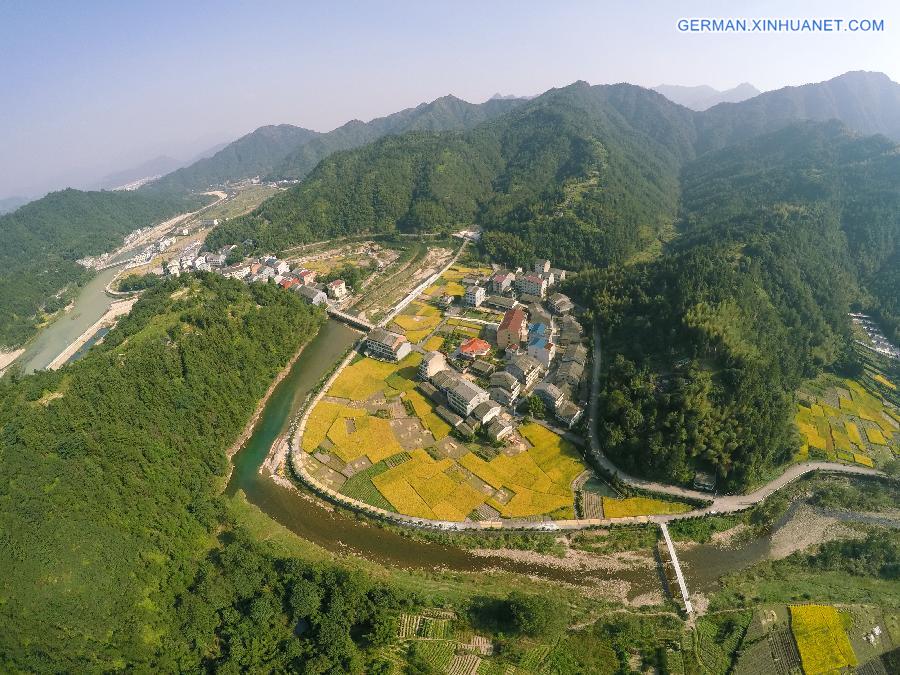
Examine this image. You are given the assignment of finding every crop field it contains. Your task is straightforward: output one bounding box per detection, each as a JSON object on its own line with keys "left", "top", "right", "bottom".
{"left": 328, "top": 353, "right": 422, "bottom": 401}
{"left": 789, "top": 605, "right": 857, "bottom": 675}
{"left": 391, "top": 302, "right": 442, "bottom": 343}
{"left": 303, "top": 355, "right": 588, "bottom": 521}
{"left": 302, "top": 401, "right": 366, "bottom": 451}
{"left": 339, "top": 459, "right": 397, "bottom": 511}
{"left": 795, "top": 373, "right": 898, "bottom": 468}
{"left": 406, "top": 390, "right": 451, "bottom": 440}
{"left": 327, "top": 413, "right": 404, "bottom": 463}
{"left": 423, "top": 336, "right": 444, "bottom": 351}
{"left": 601, "top": 496, "right": 692, "bottom": 518}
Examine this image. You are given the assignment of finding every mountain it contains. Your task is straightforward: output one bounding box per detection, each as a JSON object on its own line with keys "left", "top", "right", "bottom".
{"left": 0, "top": 189, "right": 212, "bottom": 347}
{"left": 574, "top": 120, "right": 900, "bottom": 488}
{"left": 696, "top": 70, "right": 900, "bottom": 152}
{"left": 0, "top": 195, "right": 30, "bottom": 215}
{"left": 206, "top": 82, "right": 697, "bottom": 261}
{"left": 267, "top": 94, "right": 524, "bottom": 180}
{"left": 653, "top": 82, "right": 760, "bottom": 110}
{"left": 95, "top": 155, "right": 186, "bottom": 190}
{"left": 205, "top": 71, "right": 900, "bottom": 489}
{"left": 143, "top": 124, "right": 321, "bottom": 194}
{"left": 142, "top": 95, "right": 523, "bottom": 196}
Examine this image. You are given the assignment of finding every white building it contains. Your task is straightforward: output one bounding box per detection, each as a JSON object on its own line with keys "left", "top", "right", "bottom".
{"left": 464, "top": 285, "right": 486, "bottom": 307}
{"left": 365, "top": 328, "right": 412, "bottom": 362}
{"left": 518, "top": 274, "right": 547, "bottom": 298}
{"left": 418, "top": 351, "right": 447, "bottom": 379}
{"left": 445, "top": 378, "right": 490, "bottom": 417}
{"left": 327, "top": 279, "right": 348, "bottom": 299}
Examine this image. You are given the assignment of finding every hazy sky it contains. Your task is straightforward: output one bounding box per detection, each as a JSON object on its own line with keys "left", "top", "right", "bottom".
{"left": 3, "top": 0, "right": 900, "bottom": 199}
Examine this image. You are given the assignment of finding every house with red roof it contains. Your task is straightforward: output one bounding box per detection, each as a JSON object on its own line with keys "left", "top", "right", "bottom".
{"left": 459, "top": 337, "right": 491, "bottom": 359}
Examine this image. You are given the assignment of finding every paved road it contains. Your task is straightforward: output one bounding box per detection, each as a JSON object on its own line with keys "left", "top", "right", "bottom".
{"left": 586, "top": 323, "right": 885, "bottom": 521}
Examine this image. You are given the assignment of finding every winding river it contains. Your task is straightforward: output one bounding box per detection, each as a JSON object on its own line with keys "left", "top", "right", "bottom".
{"left": 222, "top": 318, "right": 890, "bottom": 600}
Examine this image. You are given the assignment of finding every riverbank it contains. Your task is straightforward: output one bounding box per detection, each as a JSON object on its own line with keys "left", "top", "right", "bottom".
{"left": 46, "top": 297, "right": 136, "bottom": 370}
{"left": 222, "top": 325, "right": 324, "bottom": 487}
{"left": 0, "top": 348, "right": 25, "bottom": 375}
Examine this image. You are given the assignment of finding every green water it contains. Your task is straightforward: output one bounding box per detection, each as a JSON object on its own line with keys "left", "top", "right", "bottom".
{"left": 225, "top": 319, "right": 660, "bottom": 591}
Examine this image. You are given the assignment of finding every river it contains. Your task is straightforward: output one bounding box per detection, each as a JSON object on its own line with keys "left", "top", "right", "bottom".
{"left": 225, "top": 319, "right": 898, "bottom": 601}
{"left": 18, "top": 266, "right": 122, "bottom": 372}
{"left": 225, "top": 319, "right": 664, "bottom": 594}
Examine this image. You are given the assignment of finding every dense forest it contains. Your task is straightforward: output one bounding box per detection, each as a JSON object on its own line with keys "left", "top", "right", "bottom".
{"left": 571, "top": 122, "right": 900, "bottom": 488}
{"left": 0, "top": 188, "right": 211, "bottom": 347}
{"left": 0, "top": 274, "right": 329, "bottom": 669}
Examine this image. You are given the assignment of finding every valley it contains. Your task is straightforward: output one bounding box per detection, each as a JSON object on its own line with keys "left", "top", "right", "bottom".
{"left": 3, "top": 67, "right": 900, "bottom": 674}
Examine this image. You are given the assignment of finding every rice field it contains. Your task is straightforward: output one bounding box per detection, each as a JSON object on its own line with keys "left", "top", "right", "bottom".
{"left": 329, "top": 353, "right": 423, "bottom": 401}
{"left": 406, "top": 390, "right": 451, "bottom": 440}
{"left": 327, "top": 413, "right": 404, "bottom": 463}
{"left": 601, "top": 496, "right": 692, "bottom": 518}
{"left": 795, "top": 374, "right": 898, "bottom": 468}
{"left": 789, "top": 605, "right": 857, "bottom": 674}
{"left": 303, "top": 401, "right": 366, "bottom": 451}
{"left": 391, "top": 302, "right": 442, "bottom": 343}
{"left": 422, "top": 335, "right": 445, "bottom": 351}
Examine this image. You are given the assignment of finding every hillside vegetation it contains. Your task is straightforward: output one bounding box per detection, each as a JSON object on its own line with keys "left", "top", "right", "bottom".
{"left": 573, "top": 122, "right": 900, "bottom": 488}
{"left": 0, "top": 188, "right": 211, "bottom": 347}
{"left": 0, "top": 274, "right": 330, "bottom": 670}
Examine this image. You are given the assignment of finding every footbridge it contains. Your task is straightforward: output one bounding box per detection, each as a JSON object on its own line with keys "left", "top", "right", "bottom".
{"left": 658, "top": 521, "right": 693, "bottom": 615}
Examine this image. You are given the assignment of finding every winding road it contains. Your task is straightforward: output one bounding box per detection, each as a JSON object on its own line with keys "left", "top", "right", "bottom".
{"left": 586, "top": 323, "right": 885, "bottom": 523}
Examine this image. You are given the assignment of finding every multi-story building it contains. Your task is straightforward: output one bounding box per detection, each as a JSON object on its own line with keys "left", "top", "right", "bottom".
{"left": 534, "top": 259, "right": 551, "bottom": 275}
{"left": 327, "top": 279, "right": 348, "bottom": 299}
{"left": 489, "top": 371, "right": 521, "bottom": 405}
{"left": 445, "top": 378, "right": 489, "bottom": 417}
{"left": 527, "top": 322, "right": 556, "bottom": 368}
{"left": 518, "top": 274, "right": 547, "bottom": 298}
{"left": 506, "top": 354, "right": 543, "bottom": 389}
{"left": 464, "top": 285, "right": 486, "bottom": 307}
{"left": 364, "top": 328, "right": 412, "bottom": 362}
{"left": 496, "top": 306, "right": 528, "bottom": 350}
{"left": 490, "top": 271, "right": 515, "bottom": 294}
{"left": 296, "top": 285, "right": 327, "bottom": 306}
{"left": 534, "top": 382, "right": 564, "bottom": 411}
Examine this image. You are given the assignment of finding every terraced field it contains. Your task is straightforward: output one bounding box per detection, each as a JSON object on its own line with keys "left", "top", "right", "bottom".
{"left": 301, "top": 354, "right": 586, "bottom": 521}
{"left": 795, "top": 372, "right": 899, "bottom": 469}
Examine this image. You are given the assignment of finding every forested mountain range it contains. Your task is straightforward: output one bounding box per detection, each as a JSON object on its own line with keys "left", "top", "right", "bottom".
{"left": 652, "top": 82, "right": 760, "bottom": 110}
{"left": 0, "top": 189, "right": 211, "bottom": 347}
{"left": 574, "top": 121, "right": 900, "bottom": 487}
{"left": 143, "top": 95, "right": 523, "bottom": 194}
{"left": 205, "top": 71, "right": 900, "bottom": 488}
{"left": 141, "top": 124, "right": 321, "bottom": 194}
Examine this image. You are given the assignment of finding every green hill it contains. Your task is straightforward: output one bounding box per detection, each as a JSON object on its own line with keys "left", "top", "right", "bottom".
{"left": 574, "top": 121, "right": 900, "bottom": 488}
{"left": 142, "top": 124, "right": 320, "bottom": 194}
{"left": 0, "top": 188, "right": 211, "bottom": 347}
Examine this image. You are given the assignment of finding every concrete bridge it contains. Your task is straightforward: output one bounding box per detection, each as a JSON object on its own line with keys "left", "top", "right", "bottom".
{"left": 325, "top": 306, "right": 374, "bottom": 331}
{"left": 658, "top": 521, "right": 693, "bottom": 615}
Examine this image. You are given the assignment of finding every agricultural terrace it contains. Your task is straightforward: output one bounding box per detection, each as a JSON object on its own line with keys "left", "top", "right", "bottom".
{"left": 298, "top": 347, "right": 590, "bottom": 521}
{"left": 795, "top": 369, "right": 899, "bottom": 469}
{"left": 789, "top": 605, "right": 857, "bottom": 675}
{"left": 424, "top": 261, "right": 492, "bottom": 300}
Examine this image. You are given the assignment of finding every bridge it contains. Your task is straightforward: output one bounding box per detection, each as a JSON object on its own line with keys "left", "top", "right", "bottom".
{"left": 326, "top": 306, "right": 374, "bottom": 331}
{"left": 658, "top": 521, "right": 693, "bottom": 615}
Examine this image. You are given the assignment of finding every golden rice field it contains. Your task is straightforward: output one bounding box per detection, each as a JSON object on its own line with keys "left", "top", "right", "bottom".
{"left": 600, "top": 496, "right": 692, "bottom": 519}
{"left": 360, "top": 422, "right": 584, "bottom": 521}
{"left": 327, "top": 414, "right": 404, "bottom": 463}
{"left": 422, "top": 336, "right": 444, "bottom": 351}
{"left": 789, "top": 605, "right": 857, "bottom": 675}
{"left": 406, "top": 390, "right": 451, "bottom": 440}
{"left": 302, "top": 401, "right": 366, "bottom": 451}
{"left": 391, "top": 302, "right": 442, "bottom": 343}
{"left": 795, "top": 376, "right": 898, "bottom": 468}
{"left": 328, "top": 353, "right": 422, "bottom": 401}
